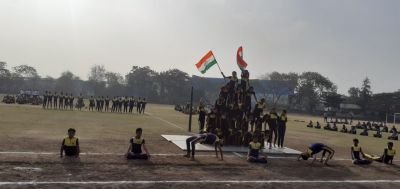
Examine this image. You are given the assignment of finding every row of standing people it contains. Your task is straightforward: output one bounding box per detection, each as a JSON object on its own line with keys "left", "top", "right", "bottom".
{"left": 42, "top": 91, "right": 147, "bottom": 114}
{"left": 88, "top": 96, "right": 147, "bottom": 114}
{"left": 42, "top": 91, "right": 82, "bottom": 110}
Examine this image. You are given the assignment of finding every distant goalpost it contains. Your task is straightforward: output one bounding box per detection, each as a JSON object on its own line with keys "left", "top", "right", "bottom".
{"left": 393, "top": 113, "right": 400, "bottom": 125}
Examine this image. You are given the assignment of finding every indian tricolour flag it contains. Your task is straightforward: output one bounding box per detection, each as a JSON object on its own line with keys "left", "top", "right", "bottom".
{"left": 195, "top": 50, "right": 218, "bottom": 74}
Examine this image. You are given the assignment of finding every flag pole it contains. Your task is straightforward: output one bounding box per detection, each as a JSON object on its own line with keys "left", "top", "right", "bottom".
{"left": 215, "top": 62, "right": 226, "bottom": 81}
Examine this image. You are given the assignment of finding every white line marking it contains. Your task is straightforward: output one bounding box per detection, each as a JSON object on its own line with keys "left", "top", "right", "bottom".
{"left": 145, "top": 112, "right": 185, "bottom": 130}
{"left": 0, "top": 180, "right": 400, "bottom": 185}
{"left": 0, "top": 152, "right": 398, "bottom": 161}
{"left": 0, "top": 152, "right": 230, "bottom": 157}
{"left": 232, "top": 152, "right": 244, "bottom": 158}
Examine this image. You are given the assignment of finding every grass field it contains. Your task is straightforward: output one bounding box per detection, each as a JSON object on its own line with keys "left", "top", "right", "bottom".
{"left": 0, "top": 103, "right": 399, "bottom": 189}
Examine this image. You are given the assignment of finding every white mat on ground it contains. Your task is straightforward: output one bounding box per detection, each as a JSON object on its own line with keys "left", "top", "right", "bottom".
{"left": 161, "top": 135, "right": 301, "bottom": 155}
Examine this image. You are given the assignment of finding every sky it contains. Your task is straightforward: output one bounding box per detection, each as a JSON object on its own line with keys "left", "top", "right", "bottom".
{"left": 0, "top": 0, "right": 399, "bottom": 94}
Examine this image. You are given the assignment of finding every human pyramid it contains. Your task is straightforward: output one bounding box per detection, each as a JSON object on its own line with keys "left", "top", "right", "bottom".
{"left": 197, "top": 69, "right": 287, "bottom": 149}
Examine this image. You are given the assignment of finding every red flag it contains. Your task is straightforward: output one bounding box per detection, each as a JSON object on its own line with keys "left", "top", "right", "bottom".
{"left": 236, "top": 46, "right": 248, "bottom": 70}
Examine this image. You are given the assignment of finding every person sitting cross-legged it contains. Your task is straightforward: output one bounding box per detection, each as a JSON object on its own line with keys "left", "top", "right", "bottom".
{"left": 360, "top": 127, "right": 369, "bottom": 136}
{"left": 348, "top": 126, "right": 357, "bottom": 134}
{"left": 307, "top": 120, "right": 314, "bottom": 128}
{"left": 351, "top": 138, "right": 372, "bottom": 165}
{"left": 247, "top": 136, "right": 267, "bottom": 163}
{"left": 323, "top": 123, "right": 331, "bottom": 130}
{"left": 60, "top": 128, "right": 80, "bottom": 158}
{"left": 314, "top": 121, "right": 321, "bottom": 129}
{"left": 340, "top": 125, "right": 348, "bottom": 133}
{"left": 373, "top": 127, "right": 382, "bottom": 138}
{"left": 388, "top": 126, "right": 398, "bottom": 140}
{"left": 126, "top": 128, "right": 151, "bottom": 160}
{"left": 382, "top": 125, "right": 389, "bottom": 133}
{"left": 331, "top": 123, "right": 338, "bottom": 131}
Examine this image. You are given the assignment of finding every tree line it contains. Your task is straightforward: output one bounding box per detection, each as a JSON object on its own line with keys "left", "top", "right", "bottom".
{"left": 1, "top": 61, "right": 399, "bottom": 120}
{"left": 0, "top": 62, "right": 203, "bottom": 104}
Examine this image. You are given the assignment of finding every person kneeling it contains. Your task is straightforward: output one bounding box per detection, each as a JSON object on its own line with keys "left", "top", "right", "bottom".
{"left": 60, "top": 128, "right": 80, "bottom": 158}
{"left": 351, "top": 138, "right": 372, "bottom": 165}
{"left": 184, "top": 132, "right": 223, "bottom": 161}
{"left": 247, "top": 137, "right": 267, "bottom": 163}
{"left": 126, "top": 128, "right": 150, "bottom": 160}
{"left": 298, "top": 143, "right": 335, "bottom": 165}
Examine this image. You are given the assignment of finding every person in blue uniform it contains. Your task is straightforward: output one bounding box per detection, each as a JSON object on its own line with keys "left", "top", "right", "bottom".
{"left": 184, "top": 132, "right": 223, "bottom": 161}
{"left": 298, "top": 142, "right": 335, "bottom": 165}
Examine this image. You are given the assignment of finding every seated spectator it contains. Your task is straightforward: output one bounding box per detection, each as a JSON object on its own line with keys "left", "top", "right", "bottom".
{"left": 356, "top": 121, "right": 362, "bottom": 129}
{"left": 373, "top": 127, "right": 382, "bottom": 138}
{"left": 340, "top": 125, "right": 348, "bottom": 133}
{"left": 323, "top": 123, "right": 331, "bottom": 130}
{"left": 348, "top": 126, "right": 357, "bottom": 134}
{"left": 367, "top": 121, "right": 372, "bottom": 130}
{"left": 315, "top": 121, "right": 321, "bottom": 129}
{"left": 382, "top": 124, "right": 389, "bottom": 132}
{"left": 360, "top": 127, "right": 369, "bottom": 136}
{"left": 361, "top": 122, "right": 367, "bottom": 129}
{"left": 307, "top": 120, "right": 314, "bottom": 128}
{"left": 390, "top": 126, "right": 397, "bottom": 133}
{"left": 331, "top": 123, "right": 338, "bottom": 131}
{"left": 388, "top": 127, "right": 398, "bottom": 140}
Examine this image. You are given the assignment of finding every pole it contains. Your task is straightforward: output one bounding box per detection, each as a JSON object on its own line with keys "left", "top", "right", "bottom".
{"left": 216, "top": 63, "right": 226, "bottom": 81}
{"left": 386, "top": 112, "right": 388, "bottom": 124}
{"left": 188, "top": 86, "right": 194, "bottom": 132}
{"left": 394, "top": 113, "right": 396, "bottom": 125}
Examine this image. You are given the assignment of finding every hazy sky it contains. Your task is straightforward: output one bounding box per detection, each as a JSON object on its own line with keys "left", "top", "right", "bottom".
{"left": 1, "top": 0, "right": 399, "bottom": 94}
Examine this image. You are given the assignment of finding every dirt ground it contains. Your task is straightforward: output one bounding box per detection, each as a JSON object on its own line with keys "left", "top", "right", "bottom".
{"left": 0, "top": 104, "right": 399, "bottom": 189}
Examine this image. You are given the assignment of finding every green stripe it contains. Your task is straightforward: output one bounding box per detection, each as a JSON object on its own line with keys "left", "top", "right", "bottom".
{"left": 200, "top": 60, "right": 217, "bottom": 74}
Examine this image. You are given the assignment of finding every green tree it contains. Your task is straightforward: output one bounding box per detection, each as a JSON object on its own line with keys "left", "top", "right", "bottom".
{"left": 55, "top": 71, "right": 80, "bottom": 93}
{"left": 260, "top": 72, "right": 299, "bottom": 107}
{"left": 88, "top": 65, "right": 107, "bottom": 95}
{"left": 125, "top": 66, "right": 158, "bottom": 99}
{"left": 294, "top": 72, "right": 336, "bottom": 112}
{"left": 359, "top": 77, "right": 372, "bottom": 113}
{"left": 158, "top": 69, "right": 191, "bottom": 104}
{"left": 12, "top": 65, "right": 39, "bottom": 78}
{"left": 321, "top": 92, "right": 343, "bottom": 110}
